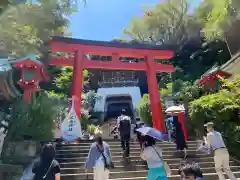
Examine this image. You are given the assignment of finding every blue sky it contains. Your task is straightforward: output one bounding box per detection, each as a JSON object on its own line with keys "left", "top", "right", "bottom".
{"left": 69, "top": 0, "right": 202, "bottom": 41}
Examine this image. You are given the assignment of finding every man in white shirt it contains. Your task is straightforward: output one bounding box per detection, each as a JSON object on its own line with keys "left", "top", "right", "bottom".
{"left": 205, "top": 122, "right": 236, "bottom": 180}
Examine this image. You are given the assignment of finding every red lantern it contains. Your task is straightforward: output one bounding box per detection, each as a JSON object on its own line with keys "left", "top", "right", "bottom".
{"left": 13, "top": 56, "right": 49, "bottom": 103}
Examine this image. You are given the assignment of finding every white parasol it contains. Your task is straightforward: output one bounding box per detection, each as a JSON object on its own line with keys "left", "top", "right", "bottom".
{"left": 165, "top": 105, "right": 185, "bottom": 114}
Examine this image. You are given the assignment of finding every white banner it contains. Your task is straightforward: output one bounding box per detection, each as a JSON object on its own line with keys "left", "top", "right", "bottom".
{"left": 60, "top": 99, "right": 82, "bottom": 142}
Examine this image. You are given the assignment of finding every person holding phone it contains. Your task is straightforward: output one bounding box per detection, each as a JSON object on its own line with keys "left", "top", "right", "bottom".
{"left": 205, "top": 122, "right": 236, "bottom": 180}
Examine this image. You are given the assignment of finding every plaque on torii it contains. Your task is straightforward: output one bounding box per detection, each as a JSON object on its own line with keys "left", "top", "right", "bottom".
{"left": 49, "top": 36, "right": 175, "bottom": 133}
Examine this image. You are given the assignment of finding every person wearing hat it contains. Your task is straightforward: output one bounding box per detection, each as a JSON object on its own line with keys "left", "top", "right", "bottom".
{"left": 205, "top": 122, "right": 236, "bottom": 180}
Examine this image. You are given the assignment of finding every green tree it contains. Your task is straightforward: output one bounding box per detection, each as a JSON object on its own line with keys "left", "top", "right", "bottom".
{"left": 0, "top": 0, "right": 74, "bottom": 60}
{"left": 137, "top": 94, "right": 152, "bottom": 125}
{"left": 0, "top": 0, "right": 10, "bottom": 13}
{"left": 54, "top": 67, "right": 90, "bottom": 95}
{"left": 172, "top": 80, "right": 203, "bottom": 102}
{"left": 189, "top": 78, "right": 240, "bottom": 139}
{"left": 82, "top": 90, "right": 102, "bottom": 111}
{"left": 137, "top": 83, "right": 172, "bottom": 125}
{"left": 124, "top": 0, "right": 199, "bottom": 45}
{"left": 123, "top": 0, "right": 233, "bottom": 83}
{"left": 197, "top": 0, "right": 240, "bottom": 40}
{"left": 0, "top": 0, "right": 27, "bottom": 14}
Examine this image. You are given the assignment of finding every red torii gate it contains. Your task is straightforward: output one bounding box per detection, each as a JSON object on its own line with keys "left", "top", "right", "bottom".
{"left": 49, "top": 36, "right": 175, "bottom": 133}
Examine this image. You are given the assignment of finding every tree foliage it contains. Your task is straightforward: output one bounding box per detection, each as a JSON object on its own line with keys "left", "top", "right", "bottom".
{"left": 0, "top": 0, "right": 10, "bottom": 13}
{"left": 172, "top": 39, "right": 230, "bottom": 82}
{"left": 137, "top": 83, "right": 172, "bottom": 125}
{"left": 4, "top": 92, "right": 58, "bottom": 141}
{"left": 172, "top": 80, "right": 203, "bottom": 102}
{"left": 82, "top": 90, "right": 102, "bottom": 111}
{"left": 123, "top": 0, "right": 233, "bottom": 83}
{"left": 124, "top": 0, "right": 200, "bottom": 45}
{"left": 189, "top": 78, "right": 240, "bottom": 139}
{"left": 199, "top": 0, "right": 240, "bottom": 40}
{"left": 0, "top": 0, "right": 73, "bottom": 60}
{"left": 137, "top": 94, "right": 152, "bottom": 125}
{"left": 54, "top": 67, "right": 90, "bottom": 95}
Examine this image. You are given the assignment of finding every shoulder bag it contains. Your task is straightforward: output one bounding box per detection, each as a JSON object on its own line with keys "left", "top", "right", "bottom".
{"left": 152, "top": 146, "right": 171, "bottom": 176}
{"left": 41, "top": 160, "right": 54, "bottom": 180}
{"left": 96, "top": 145, "right": 114, "bottom": 170}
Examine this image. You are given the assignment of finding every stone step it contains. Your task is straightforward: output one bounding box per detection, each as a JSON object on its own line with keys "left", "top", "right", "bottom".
{"left": 109, "top": 177, "right": 240, "bottom": 180}
{"left": 59, "top": 160, "right": 238, "bottom": 169}
{"left": 60, "top": 164, "right": 240, "bottom": 175}
{"left": 57, "top": 140, "right": 199, "bottom": 144}
{"left": 56, "top": 146, "right": 198, "bottom": 153}
{"left": 57, "top": 139, "right": 240, "bottom": 180}
{"left": 56, "top": 140, "right": 199, "bottom": 148}
{"left": 108, "top": 174, "right": 240, "bottom": 180}
{"left": 56, "top": 149, "right": 206, "bottom": 157}
{"left": 61, "top": 164, "right": 147, "bottom": 174}
{"left": 60, "top": 170, "right": 240, "bottom": 180}
{"left": 57, "top": 156, "right": 215, "bottom": 163}
{"left": 56, "top": 152, "right": 209, "bottom": 159}
{"left": 56, "top": 142, "right": 199, "bottom": 149}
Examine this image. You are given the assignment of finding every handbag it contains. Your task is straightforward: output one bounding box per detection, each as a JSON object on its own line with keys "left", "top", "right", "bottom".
{"left": 152, "top": 147, "right": 171, "bottom": 176}
{"left": 96, "top": 145, "right": 114, "bottom": 170}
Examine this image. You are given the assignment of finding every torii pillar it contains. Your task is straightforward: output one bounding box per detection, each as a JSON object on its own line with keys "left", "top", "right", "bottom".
{"left": 146, "top": 55, "right": 164, "bottom": 131}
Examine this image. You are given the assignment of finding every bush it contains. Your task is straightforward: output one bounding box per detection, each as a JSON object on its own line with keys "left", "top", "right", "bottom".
{"left": 0, "top": 164, "right": 23, "bottom": 180}
{"left": 5, "top": 92, "right": 57, "bottom": 141}
{"left": 137, "top": 94, "right": 152, "bottom": 126}
{"left": 137, "top": 84, "right": 172, "bottom": 126}
{"left": 189, "top": 78, "right": 240, "bottom": 139}
{"left": 80, "top": 108, "right": 90, "bottom": 130}
{"left": 82, "top": 90, "right": 102, "bottom": 111}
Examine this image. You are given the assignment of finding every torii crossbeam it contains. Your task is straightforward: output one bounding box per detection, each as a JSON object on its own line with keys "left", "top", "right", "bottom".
{"left": 49, "top": 36, "right": 175, "bottom": 133}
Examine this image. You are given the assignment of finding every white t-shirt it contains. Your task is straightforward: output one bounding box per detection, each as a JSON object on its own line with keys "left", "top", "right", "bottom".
{"left": 141, "top": 145, "right": 163, "bottom": 168}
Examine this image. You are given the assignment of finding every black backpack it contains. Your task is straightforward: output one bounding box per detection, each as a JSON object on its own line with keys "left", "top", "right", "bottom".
{"left": 119, "top": 116, "right": 131, "bottom": 136}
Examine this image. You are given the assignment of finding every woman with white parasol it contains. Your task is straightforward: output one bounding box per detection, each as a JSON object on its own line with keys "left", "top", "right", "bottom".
{"left": 165, "top": 105, "right": 187, "bottom": 158}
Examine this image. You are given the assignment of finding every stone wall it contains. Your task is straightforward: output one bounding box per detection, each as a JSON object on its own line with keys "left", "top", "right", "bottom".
{"left": 1, "top": 140, "right": 40, "bottom": 165}
{"left": 0, "top": 164, "right": 23, "bottom": 180}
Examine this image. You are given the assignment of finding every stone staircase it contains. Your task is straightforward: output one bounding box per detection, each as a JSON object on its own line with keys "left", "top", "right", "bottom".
{"left": 56, "top": 140, "right": 240, "bottom": 180}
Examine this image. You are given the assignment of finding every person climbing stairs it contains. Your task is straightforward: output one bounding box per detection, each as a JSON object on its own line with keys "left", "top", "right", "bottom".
{"left": 55, "top": 139, "right": 240, "bottom": 180}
